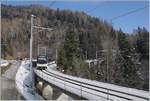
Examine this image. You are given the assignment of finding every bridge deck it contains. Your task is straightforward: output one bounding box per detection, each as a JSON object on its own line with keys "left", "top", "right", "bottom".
{"left": 34, "top": 62, "right": 149, "bottom": 101}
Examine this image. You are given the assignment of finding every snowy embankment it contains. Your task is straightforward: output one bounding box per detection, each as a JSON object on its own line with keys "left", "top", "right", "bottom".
{"left": 35, "top": 61, "right": 149, "bottom": 101}
{"left": 0, "top": 59, "right": 9, "bottom": 67}
{"left": 16, "top": 60, "right": 43, "bottom": 100}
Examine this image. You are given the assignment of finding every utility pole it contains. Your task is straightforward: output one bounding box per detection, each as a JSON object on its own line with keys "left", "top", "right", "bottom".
{"left": 96, "top": 50, "right": 102, "bottom": 60}
{"left": 43, "top": 47, "right": 46, "bottom": 56}
{"left": 29, "top": 14, "right": 53, "bottom": 88}
{"left": 56, "top": 49, "right": 57, "bottom": 63}
{"left": 96, "top": 51, "right": 97, "bottom": 60}
{"left": 106, "top": 31, "right": 111, "bottom": 100}
{"left": 85, "top": 51, "right": 87, "bottom": 60}
{"left": 37, "top": 44, "right": 39, "bottom": 56}
{"left": 30, "top": 14, "right": 35, "bottom": 88}
{"left": 1, "top": 41, "right": 8, "bottom": 58}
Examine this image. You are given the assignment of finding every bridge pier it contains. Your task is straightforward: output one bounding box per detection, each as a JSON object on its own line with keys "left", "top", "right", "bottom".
{"left": 34, "top": 72, "right": 79, "bottom": 100}
{"left": 42, "top": 85, "right": 53, "bottom": 100}
{"left": 35, "top": 81, "right": 44, "bottom": 95}
{"left": 35, "top": 77, "right": 53, "bottom": 100}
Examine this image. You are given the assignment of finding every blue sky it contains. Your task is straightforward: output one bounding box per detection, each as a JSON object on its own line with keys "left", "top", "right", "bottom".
{"left": 1, "top": 0, "right": 149, "bottom": 33}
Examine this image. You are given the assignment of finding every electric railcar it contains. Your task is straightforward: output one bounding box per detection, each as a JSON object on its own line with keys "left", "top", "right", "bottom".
{"left": 36, "top": 55, "right": 48, "bottom": 70}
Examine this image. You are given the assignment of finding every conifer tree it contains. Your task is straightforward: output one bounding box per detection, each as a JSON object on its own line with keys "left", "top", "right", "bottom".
{"left": 117, "top": 29, "right": 140, "bottom": 87}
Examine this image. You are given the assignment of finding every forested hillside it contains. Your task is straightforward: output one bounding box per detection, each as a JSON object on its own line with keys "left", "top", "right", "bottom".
{"left": 1, "top": 5, "right": 149, "bottom": 91}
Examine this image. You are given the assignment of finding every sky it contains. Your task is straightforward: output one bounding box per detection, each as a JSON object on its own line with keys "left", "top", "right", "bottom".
{"left": 1, "top": 0, "right": 149, "bottom": 34}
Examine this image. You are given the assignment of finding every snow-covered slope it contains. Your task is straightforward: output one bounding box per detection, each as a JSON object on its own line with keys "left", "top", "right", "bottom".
{"left": 16, "top": 60, "right": 43, "bottom": 100}
{"left": 0, "top": 59, "right": 9, "bottom": 67}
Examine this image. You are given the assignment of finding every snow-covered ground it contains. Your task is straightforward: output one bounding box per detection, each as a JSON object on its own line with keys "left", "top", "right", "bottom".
{"left": 85, "top": 59, "right": 104, "bottom": 66}
{"left": 0, "top": 59, "right": 9, "bottom": 67}
{"left": 1, "top": 61, "right": 21, "bottom": 100}
{"left": 35, "top": 61, "right": 149, "bottom": 101}
{"left": 85, "top": 59, "right": 98, "bottom": 63}
{"left": 0, "top": 59, "right": 17, "bottom": 67}
{"left": 15, "top": 60, "right": 43, "bottom": 100}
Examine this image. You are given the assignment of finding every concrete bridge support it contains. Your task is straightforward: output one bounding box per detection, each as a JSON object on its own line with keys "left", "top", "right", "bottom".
{"left": 35, "top": 81, "right": 53, "bottom": 100}
{"left": 34, "top": 74, "right": 74, "bottom": 100}
{"left": 42, "top": 85, "right": 53, "bottom": 100}
{"left": 34, "top": 74, "right": 54, "bottom": 100}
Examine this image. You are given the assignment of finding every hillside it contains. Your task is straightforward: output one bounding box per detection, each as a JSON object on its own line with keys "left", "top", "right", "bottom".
{"left": 2, "top": 4, "right": 116, "bottom": 59}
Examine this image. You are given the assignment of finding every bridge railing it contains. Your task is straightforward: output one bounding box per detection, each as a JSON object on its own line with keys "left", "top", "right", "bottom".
{"left": 34, "top": 64, "right": 149, "bottom": 101}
